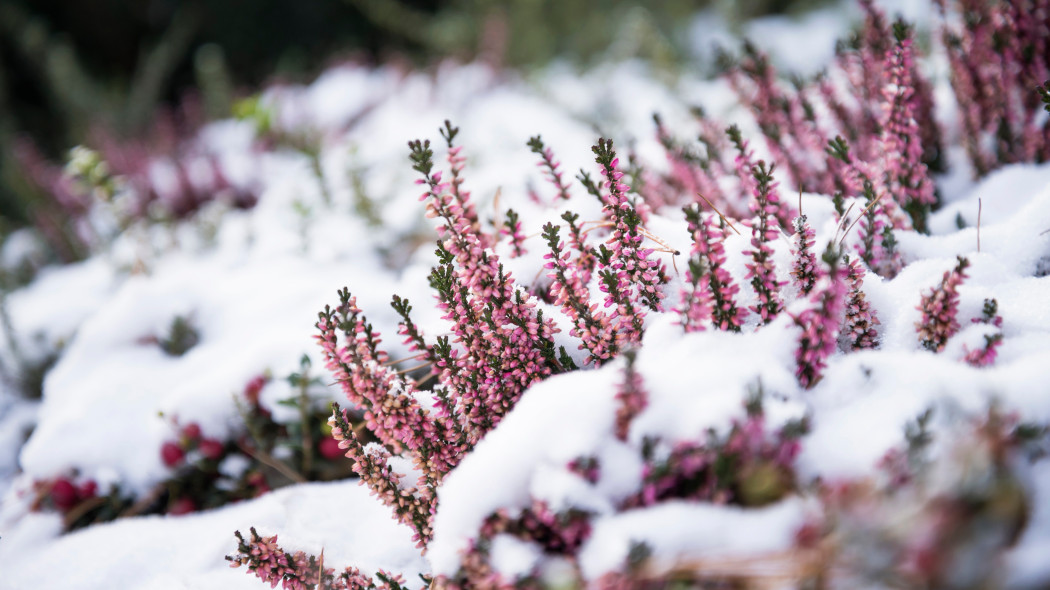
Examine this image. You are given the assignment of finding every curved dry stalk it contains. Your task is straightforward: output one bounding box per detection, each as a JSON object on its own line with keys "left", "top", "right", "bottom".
{"left": 696, "top": 192, "right": 742, "bottom": 235}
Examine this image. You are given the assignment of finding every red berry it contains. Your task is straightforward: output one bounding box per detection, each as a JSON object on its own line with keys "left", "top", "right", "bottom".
{"left": 169, "top": 497, "right": 197, "bottom": 516}
{"left": 318, "top": 436, "right": 344, "bottom": 460}
{"left": 244, "top": 375, "right": 266, "bottom": 405}
{"left": 161, "top": 441, "right": 185, "bottom": 467}
{"left": 77, "top": 480, "right": 98, "bottom": 500}
{"left": 50, "top": 478, "right": 78, "bottom": 511}
{"left": 199, "top": 438, "right": 225, "bottom": 461}
{"left": 180, "top": 422, "right": 202, "bottom": 442}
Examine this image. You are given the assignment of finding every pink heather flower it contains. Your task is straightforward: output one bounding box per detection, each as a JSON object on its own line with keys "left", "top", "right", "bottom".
{"left": 962, "top": 298, "right": 1003, "bottom": 367}
{"left": 614, "top": 352, "right": 647, "bottom": 442}
{"left": 916, "top": 256, "right": 970, "bottom": 352}
{"left": 500, "top": 208, "right": 527, "bottom": 258}
{"left": 793, "top": 245, "right": 848, "bottom": 388}
{"left": 791, "top": 215, "right": 820, "bottom": 296}
{"left": 528, "top": 135, "right": 572, "bottom": 201}
{"left": 654, "top": 113, "right": 728, "bottom": 213}
{"left": 743, "top": 161, "right": 785, "bottom": 323}
{"left": 725, "top": 46, "right": 818, "bottom": 193}
{"left": 682, "top": 205, "right": 746, "bottom": 332}
{"left": 329, "top": 407, "right": 434, "bottom": 547}
{"left": 592, "top": 138, "right": 668, "bottom": 315}
{"left": 841, "top": 256, "right": 880, "bottom": 351}
{"left": 543, "top": 222, "right": 617, "bottom": 365}
{"left": 879, "top": 24, "right": 936, "bottom": 231}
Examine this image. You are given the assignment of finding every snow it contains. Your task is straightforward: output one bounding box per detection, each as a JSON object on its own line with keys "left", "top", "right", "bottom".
{"left": 0, "top": 482, "right": 425, "bottom": 590}
{"left": 578, "top": 498, "right": 810, "bottom": 581}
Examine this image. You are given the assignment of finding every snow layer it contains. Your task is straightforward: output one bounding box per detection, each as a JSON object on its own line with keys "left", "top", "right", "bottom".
{"left": 0, "top": 481, "right": 425, "bottom": 590}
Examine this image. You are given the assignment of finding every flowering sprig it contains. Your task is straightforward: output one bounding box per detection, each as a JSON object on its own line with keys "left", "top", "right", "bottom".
{"left": 936, "top": 0, "right": 1050, "bottom": 172}
{"left": 682, "top": 205, "right": 746, "bottom": 332}
{"left": 527, "top": 135, "right": 572, "bottom": 201}
{"left": 791, "top": 215, "right": 819, "bottom": 296}
{"left": 227, "top": 527, "right": 410, "bottom": 590}
{"left": 591, "top": 138, "right": 668, "bottom": 314}
{"left": 501, "top": 208, "right": 527, "bottom": 257}
{"left": 879, "top": 22, "right": 936, "bottom": 232}
{"left": 614, "top": 351, "right": 647, "bottom": 441}
{"left": 653, "top": 113, "right": 727, "bottom": 214}
{"left": 916, "top": 256, "right": 970, "bottom": 352}
{"left": 543, "top": 222, "right": 615, "bottom": 365}
{"left": 329, "top": 407, "right": 435, "bottom": 547}
{"left": 744, "top": 161, "right": 785, "bottom": 323}
{"left": 227, "top": 527, "right": 330, "bottom": 590}
{"left": 793, "top": 244, "right": 848, "bottom": 388}
{"left": 962, "top": 298, "right": 1003, "bottom": 367}
{"left": 561, "top": 210, "right": 598, "bottom": 285}
{"left": 841, "top": 255, "right": 879, "bottom": 351}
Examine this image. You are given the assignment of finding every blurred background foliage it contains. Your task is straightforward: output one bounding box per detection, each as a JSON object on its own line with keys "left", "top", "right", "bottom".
{"left": 0, "top": 0, "right": 822, "bottom": 248}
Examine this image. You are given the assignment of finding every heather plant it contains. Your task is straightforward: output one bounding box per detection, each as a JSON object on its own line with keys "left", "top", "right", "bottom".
{"left": 916, "top": 256, "right": 970, "bottom": 352}
{"left": 28, "top": 365, "right": 356, "bottom": 530}
{"left": 935, "top": 0, "right": 1050, "bottom": 174}
{"left": 220, "top": 2, "right": 1050, "bottom": 587}
{"left": 962, "top": 298, "right": 1004, "bottom": 367}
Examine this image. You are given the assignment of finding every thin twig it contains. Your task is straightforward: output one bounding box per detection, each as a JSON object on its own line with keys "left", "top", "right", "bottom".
{"left": 318, "top": 549, "right": 326, "bottom": 589}
{"left": 381, "top": 354, "right": 428, "bottom": 367}
{"left": 977, "top": 198, "right": 982, "bottom": 253}
{"left": 62, "top": 495, "right": 107, "bottom": 529}
{"left": 839, "top": 193, "right": 886, "bottom": 246}
{"left": 395, "top": 361, "right": 434, "bottom": 376}
{"left": 118, "top": 482, "right": 166, "bottom": 518}
{"left": 236, "top": 441, "right": 308, "bottom": 484}
{"left": 833, "top": 201, "right": 857, "bottom": 244}
{"left": 638, "top": 227, "right": 681, "bottom": 255}
{"left": 696, "top": 193, "right": 742, "bottom": 235}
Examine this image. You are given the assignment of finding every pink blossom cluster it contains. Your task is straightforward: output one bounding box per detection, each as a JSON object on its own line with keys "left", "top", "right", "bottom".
{"left": 963, "top": 298, "right": 1004, "bottom": 367}
{"left": 653, "top": 113, "right": 728, "bottom": 216}
{"left": 916, "top": 256, "right": 970, "bottom": 352}
{"left": 841, "top": 256, "right": 880, "bottom": 350}
{"left": 793, "top": 246, "right": 849, "bottom": 388}
{"left": 227, "top": 527, "right": 407, "bottom": 590}
{"left": 742, "top": 160, "right": 786, "bottom": 323}
{"left": 527, "top": 135, "right": 572, "bottom": 202}
{"left": 722, "top": 44, "right": 828, "bottom": 194}
{"left": 936, "top": 0, "right": 1050, "bottom": 174}
{"left": 791, "top": 215, "right": 820, "bottom": 296}
{"left": 542, "top": 222, "right": 617, "bottom": 365}
{"left": 879, "top": 26, "right": 936, "bottom": 231}
{"left": 592, "top": 138, "right": 668, "bottom": 318}
{"left": 613, "top": 352, "right": 647, "bottom": 441}
{"left": 500, "top": 208, "right": 527, "bottom": 258}
{"left": 680, "top": 205, "right": 746, "bottom": 332}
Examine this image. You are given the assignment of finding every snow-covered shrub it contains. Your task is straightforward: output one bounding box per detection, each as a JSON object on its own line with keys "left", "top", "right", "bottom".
{"left": 26, "top": 363, "right": 360, "bottom": 530}
{"left": 221, "top": 0, "right": 1050, "bottom": 586}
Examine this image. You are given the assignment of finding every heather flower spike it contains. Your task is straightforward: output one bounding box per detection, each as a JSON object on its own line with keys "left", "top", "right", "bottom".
{"left": 791, "top": 214, "right": 819, "bottom": 296}
{"left": 501, "top": 208, "right": 527, "bottom": 257}
{"left": 879, "top": 20, "right": 936, "bottom": 232}
{"left": 614, "top": 351, "right": 647, "bottom": 441}
{"left": 542, "top": 222, "right": 616, "bottom": 365}
{"left": 917, "top": 256, "right": 970, "bottom": 352}
{"left": 794, "top": 244, "right": 848, "bottom": 388}
{"left": 744, "top": 161, "right": 785, "bottom": 323}
{"left": 963, "top": 298, "right": 1003, "bottom": 367}
{"left": 841, "top": 255, "right": 880, "bottom": 350}
{"left": 527, "top": 135, "right": 572, "bottom": 201}
{"left": 682, "top": 204, "right": 746, "bottom": 332}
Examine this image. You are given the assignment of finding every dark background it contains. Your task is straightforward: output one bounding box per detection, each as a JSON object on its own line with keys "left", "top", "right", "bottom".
{"left": 0, "top": 0, "right": 814, "bottom": 237}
